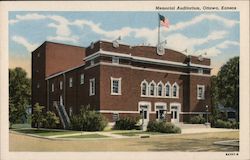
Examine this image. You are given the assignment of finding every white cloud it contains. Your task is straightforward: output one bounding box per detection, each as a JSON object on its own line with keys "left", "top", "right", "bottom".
{"left": 12, "top": 36, "right": 38, "bottom": 52}
{"left": 166, "top": 30, "right": 228, "bottom": 53}
{"left": 165, "top": 14, "right": 239, "bottom": 32}
{"left": 195, "top": 40, "right": 239, "bottom": 57}
{"left": 217, "top": 40, "right": 239, "bottom": 49}
{"left": 47, "top": 35, "right": 80, "bottom": 43}
{"left": 9, "top": 13, "right": 46, "bottom": 24}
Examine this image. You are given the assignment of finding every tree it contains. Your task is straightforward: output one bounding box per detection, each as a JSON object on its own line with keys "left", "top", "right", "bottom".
{"left": 213, "top": 57, "right": 239, "bottom": 121}
{"left": 32, "top": 103, "right": 45, "bottom": 129}
{"left": 43, "top": 111, "right": 60, "bottom": 129}
{"left": 9, "top": 67, "right": 31, "bottom": 127}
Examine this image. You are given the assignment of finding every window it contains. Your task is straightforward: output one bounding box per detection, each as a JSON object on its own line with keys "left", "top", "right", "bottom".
{"left": 112, "top": 113, "right": 119, "bottom": 121}
{"left": 197, "top": 85, "right": 205, "bottom": 100}
{"left": 59, "top": 81, "right": 63, "bottom": 90}
{"left": 112, "top": 57, "right": 119, "bottom": 64}
{"left": 89, "top": 78, "right": 95, "bottom": 96}
{"left": 165, "top": 82, "right": 171, "bottom": 97}
{"left": 80, "top": 74, "right": 84, "bottom": 85}
{"left": 90, "top": 60, "right": 94, "bottom": 66}
{"left": 198, "top": 68, "right": 203, "bottom": 74}
{"left": 37, "top": 83, "right": 40, "bottom": 89}
{"left": 37, "top": 52, "right": 40, "bottom": 57}
{"left": 172, "top": 82, "right": 179, "bottom": 98}
{"left": 69, "top": 77, "right": 73, "bottom": 88}
{"left": 111, "top": 77, "right": 122, "bottom": 95}
{"left": 149, "top": 81, "right": 156, "bottom": 96}
{"left": 141, "top": 80, "right": 148, "bottom": 96}
{"left": 157, "top": 82, "right": 163, "bottom": 96}
{"left": 51, "top": 83, "right": 54, "bottom": 92}
{"left": 69, "top": 107, "right": 73, "bottom": 117}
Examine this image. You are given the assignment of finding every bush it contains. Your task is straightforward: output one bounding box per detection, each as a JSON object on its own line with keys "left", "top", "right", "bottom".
{"left": 43, "top": 111, "right": 60, "bottom": 129}
{"left": 213, "top": 119, "right": 239, "bottom": 129}
{"left": 189, "top": 115, "right": 206, "bottom": 124}
{"left": 70, "top": 106, "right": 108, "bottom": 131}
{"left": 147, "top": 121, "right": 181, "bottom": 133}
{"left": 114, "top": 117, "right": 139, "bottom": 130}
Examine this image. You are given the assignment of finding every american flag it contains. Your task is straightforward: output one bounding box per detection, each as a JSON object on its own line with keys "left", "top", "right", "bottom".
{"left": 159, "top": 14, "right": 170, "bottom": 28}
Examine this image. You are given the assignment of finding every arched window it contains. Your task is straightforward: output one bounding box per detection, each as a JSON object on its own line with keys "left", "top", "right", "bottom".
{"left": 172, "top": 82, "right": 179, "bottom": 98}
{"left": 157, "top": 82, "right": 164, "bottom": 97}
{"left": 165, "top": 82, "right": 171, "bottom": 97}
{"left": 149, "top": 81, "right": 156, "bottom": 96}
{"left": 141, "top": 80, "right": 148, "bottom": 96}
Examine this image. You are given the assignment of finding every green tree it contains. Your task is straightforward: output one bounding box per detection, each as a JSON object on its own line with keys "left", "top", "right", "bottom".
{"left": 32, "top": 103, "right": 45, "bottom": 129}
{"left": 214, "top": 57, "right": 239, "bottom": 121}
{"left": 43, "top": 111, "right": 60, "bottom": 129}
{"left": 9, "top": 67, "right": 31, "bottom": 127}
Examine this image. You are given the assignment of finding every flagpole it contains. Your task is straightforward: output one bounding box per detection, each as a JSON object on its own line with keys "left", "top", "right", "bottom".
{"left": 158, "top": 14, "right": 160, "bottom": 46}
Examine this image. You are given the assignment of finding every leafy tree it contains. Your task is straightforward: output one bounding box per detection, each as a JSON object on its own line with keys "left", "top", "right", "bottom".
{"left": 212, "top": 57, "right": 239, "bottom": 121}
{"left": 43, "top": 111, "right": 60, "bottom": 129}
{"left": 32, "top": 103, "right": 45, "bottom": 129}
{"left": 9, "top": 67, "right": 31, "bottom": 127}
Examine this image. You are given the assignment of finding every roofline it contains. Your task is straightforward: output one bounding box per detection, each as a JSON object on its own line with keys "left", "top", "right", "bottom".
{"left": 45, "top": 63, "right": 85, "bottom": 80}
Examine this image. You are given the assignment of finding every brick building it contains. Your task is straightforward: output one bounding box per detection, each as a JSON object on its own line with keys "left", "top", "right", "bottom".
{"left": 32, "top": 40, "right": 211, "bottom": 128}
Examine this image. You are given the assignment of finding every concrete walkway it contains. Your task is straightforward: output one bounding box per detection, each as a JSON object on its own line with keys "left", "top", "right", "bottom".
{"left": 175, "top": 123, "right": 238, "bottom": 134}
{"left": 48, "top": 131, "right": 129, "bottom": 139}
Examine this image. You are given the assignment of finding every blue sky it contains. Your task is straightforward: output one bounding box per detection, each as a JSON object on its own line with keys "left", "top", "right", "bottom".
{"left": 9, "top": 11, "right": 240, "bottom": 77}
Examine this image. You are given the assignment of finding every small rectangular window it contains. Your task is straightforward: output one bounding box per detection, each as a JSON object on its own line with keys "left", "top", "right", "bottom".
{"left": 111, "top": 77, "right": 121, "bottom": 95}
{"left": 112, "top": 113, "right": 119, "bottom": 122}
{"left": 198, "top": 68, "right": 203, "bottom": 74}
{"left": 59, "top": 81, "right": 63, "bottom": 90}
{"left": 112, "top": 57, "right": 119, "bottom": 64}
{"left": 80, "top": 74, "right": 84, "bottom": 85}
{"left": 69, "top": 77, "right": 73, "bottom": 88}
{"left": 90, "top": 60, "right": 94, "bottom": 66}
{"left": 51, "top": 83, "right": 54, "bottom": 92}
{"left": 89, "top": 78, "right": 95, "bottom": 96}
{"left": 197, "top": 85, "right": 205, "bottom": 100}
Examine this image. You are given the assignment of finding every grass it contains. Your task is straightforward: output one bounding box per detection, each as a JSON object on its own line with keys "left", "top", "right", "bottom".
{"left": 61, "top": 134, "right": 109, "bottom": 139}
{"left": 12, "top": 128, "right": 80, "bottom": 136}
{"left": 11, "top": 123, "right": 31, "bottom": 129}
{"left": 10, "top": 131, "right": 239, "bottom": 151}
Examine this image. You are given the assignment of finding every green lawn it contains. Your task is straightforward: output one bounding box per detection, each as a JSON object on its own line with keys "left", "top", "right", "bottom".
{"left": 11, "top": 123, "right": 31, "bottom": 129}
{"left": 12, "top": 128, "right": 80, "bottom": 136}
{"left": 61, "top": 134, "right": 109, "bottom": 139}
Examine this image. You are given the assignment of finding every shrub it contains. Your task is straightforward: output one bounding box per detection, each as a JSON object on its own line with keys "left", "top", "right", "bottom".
{"left": 43, "top": 111, "right": 60, "bottom": 129}
{"left": 213, "top": 119, "right": 239, "bottom": 129}
{"left": 70, "top": 106, "right": 108, "bottom": 131}
{"left": 147, "top": 121, "right": 181, "bottom": 133}
{"left": 114, "top": 117, "right": 139, "bottom": 130}
{"left": 189, "top": 115, "right": 206, "bottom": 124}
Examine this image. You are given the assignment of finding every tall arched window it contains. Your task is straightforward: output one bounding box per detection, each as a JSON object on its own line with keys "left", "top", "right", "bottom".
{"left": 149, "top": 81, "right": 156, "bottom": 96}
{"left": 165, "top": 82, "right": 171, "bottom": 97}
{"left": 172, "top": 82, "right": 179, "bottom": 98}
{"left": 157, "top": 82, "right": 163, "bottom": 97}
{"left": 141, "top": 80, "right": 148, "bottom": 96}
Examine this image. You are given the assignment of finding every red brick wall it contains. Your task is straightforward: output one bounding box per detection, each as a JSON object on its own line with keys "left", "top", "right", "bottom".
{"left": 45, "top": 42, "right": 85, "bottom": 77}
{"left": 32, "top": 43, "right": 47, "bottom": 110}
{"left": 99, "top": 65, "right": 189, "bottom": 112}
{"left": 189, "top": 75, "right": 211, "bottom": 112}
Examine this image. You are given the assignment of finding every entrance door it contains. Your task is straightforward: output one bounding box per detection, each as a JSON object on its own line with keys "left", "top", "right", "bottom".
{"left": 140, "top": 105, "right": 149, "bottom": 126}
{"left": 171, "top": 106, "right": 179, "bottom": 123}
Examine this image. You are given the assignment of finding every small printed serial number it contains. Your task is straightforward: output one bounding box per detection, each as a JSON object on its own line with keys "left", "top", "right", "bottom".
{"left": 226, "top": 153, "right": 239, "bottom": 156}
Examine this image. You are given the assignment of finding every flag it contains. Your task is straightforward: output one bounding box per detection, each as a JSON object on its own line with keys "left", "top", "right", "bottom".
{"left": 159, "top": 14, "right": 169, "bottom": 28}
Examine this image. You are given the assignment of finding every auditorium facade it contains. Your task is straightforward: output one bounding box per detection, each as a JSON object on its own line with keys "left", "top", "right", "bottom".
{"left": 32, "top": 40, "right": 211, "bottom": 128}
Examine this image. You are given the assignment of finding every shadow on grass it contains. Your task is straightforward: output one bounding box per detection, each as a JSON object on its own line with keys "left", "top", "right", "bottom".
{"left": 133, "top": 136, "right": 239, "bottom": 152}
